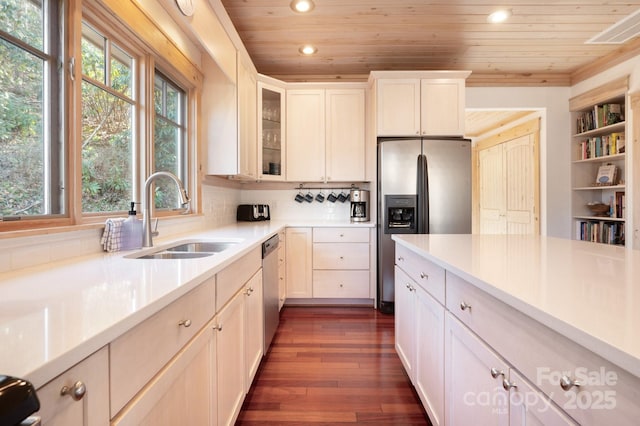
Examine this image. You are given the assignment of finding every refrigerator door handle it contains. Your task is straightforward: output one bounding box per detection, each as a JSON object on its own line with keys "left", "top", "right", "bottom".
{"left": 417, "top": 154, "right": 429, "bottom": 233}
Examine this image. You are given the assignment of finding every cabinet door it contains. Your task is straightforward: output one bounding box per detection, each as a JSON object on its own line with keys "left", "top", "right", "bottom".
{"left": 111, "top": 325, "right": 215, "bottom": 426}
{"left": 258, "top": 81, "right": 285, "bottom": 181}
{"left": 216, "top": 291, "right": 246, "bottom": 426}
{"left": 286, "top": 90, "right": 325, "bottom": 181}
{"left": 420, "top": 78, "right": 465, "bottom": 136}
{"left": 36, "top": 347, "right": 109, "bottom": 426}
{"left": 445, "top": 313, "right": 509, "bottom": 426}
{"left": 285, "top": 227, "right": 313, "bottom": 298}
{"left": 394, "top": 267, "right": 416, "bottom": 378}
{"left": 238, "top": 56, "right": 257, "bottom": 178}
{"left": 244, "top": 271, "right": 264, "bottom": 390}
{"left": 376, "top": 79, "right": 420, "bottom": 136}
{"left": 508, "top": 369, "right": 577, "bottom": 426}
{"left": 414, "top": 285, "right": 445, "bottom": 426}
{"left": 325, "top": 89, "right": 366, "bottom": 181}
{"left": 278, "top": 242, "right": 286, "bottom": 309}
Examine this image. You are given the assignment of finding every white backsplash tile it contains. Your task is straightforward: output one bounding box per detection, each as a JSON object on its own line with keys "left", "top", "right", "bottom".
{"left": 240, "top": 188, "right": 351, "bottom": 221}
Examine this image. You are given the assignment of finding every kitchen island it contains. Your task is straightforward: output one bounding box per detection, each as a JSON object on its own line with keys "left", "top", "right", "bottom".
{"left": 392, "top": 233, "right": 640, "bottom": 425}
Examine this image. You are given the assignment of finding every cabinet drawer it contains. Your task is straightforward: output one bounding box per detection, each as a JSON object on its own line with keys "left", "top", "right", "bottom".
{"left": 446, "top": 272, "right": 640, "bottom": 425}
{"left": 110, "top": 278, "right": 215, "bottom": 417}
{"left": 37, "top": 346, "right": 109, "bottom": 426}
{"left": 396, "top": 244, "right": 445, "bottom": 304}
{"left": 216, "top": 246, "right": 261, "bottom": 311}
{"left": 313, "top": 227, "right": 369, "bottom": 243}
{"left": 313, "top": 243, "right": 369, "bottom": 270}
{"left": 313, "top": 270, "right": 370, "bottom": 298}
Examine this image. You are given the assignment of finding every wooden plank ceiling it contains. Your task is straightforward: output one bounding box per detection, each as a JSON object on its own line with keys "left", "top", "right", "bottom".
{"left": 219, "top": 0, "right": 640, "bottom": 86}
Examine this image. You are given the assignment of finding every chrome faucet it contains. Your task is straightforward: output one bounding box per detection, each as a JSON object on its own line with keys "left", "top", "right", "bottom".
{"left": 142, "top": 171, "right": 190, "bottom": 247}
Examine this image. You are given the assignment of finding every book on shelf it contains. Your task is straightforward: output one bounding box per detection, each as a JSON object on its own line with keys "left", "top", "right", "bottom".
{"left": 578, "top": 132, "right": 625, "bottom": 160}
{"left": 595, "top": 164, "right": 617, "bottom": 185}
{"left": 576, "top": 220, "right": 624, "bottom": 245}
{"left": 576, "top": 102, "right": 624, "bottom": 133}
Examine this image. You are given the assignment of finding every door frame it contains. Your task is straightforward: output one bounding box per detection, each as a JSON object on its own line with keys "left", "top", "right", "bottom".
{"left": 472, "top": 118, "right": 541, "bottom": 234}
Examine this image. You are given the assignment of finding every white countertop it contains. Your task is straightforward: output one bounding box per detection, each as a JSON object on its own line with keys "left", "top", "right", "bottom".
{"left": 392, "top": 234, "right": 640, "bottom": 379}
{"left": 0, "top": 220, "right": 374, "bottom": 388}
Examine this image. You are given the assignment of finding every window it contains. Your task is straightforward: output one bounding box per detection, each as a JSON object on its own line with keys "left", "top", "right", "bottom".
{"left": 81, "top": 22, "right": 135, "bottom": 213}
{"left": 0, "top": 0, "right": 63, "bottom": 218}
{"left": 153, "top": 72, "right": 188, "bottom": 210}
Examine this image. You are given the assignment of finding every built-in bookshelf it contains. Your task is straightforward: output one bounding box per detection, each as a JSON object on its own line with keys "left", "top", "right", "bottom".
{"left": 570, "top": 77, "right": 628, "bottom": 246}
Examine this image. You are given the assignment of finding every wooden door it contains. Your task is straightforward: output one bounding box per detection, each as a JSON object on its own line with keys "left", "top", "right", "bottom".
{"left": 286, "top": 90, "right": 325, "bottom": 181}
{"left": 478, "top": 127, "right": 537, "bottom": 235}
{"left": 479, "top": 144, "right": 506, "bottom": 233}
{"left": 504, "top": 135, "right": 536, "bottom": 234}
{"left": 325, "top": 89, "right": 366, "bottom": 181}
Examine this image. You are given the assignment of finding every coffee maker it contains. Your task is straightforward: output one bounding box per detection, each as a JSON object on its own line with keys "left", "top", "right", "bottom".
{"left": 349, "top": 189, "right": 370, "bottom": 222}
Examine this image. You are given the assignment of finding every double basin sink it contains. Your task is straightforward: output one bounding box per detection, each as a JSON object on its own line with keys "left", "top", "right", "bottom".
{"left": 128, "top": 240, "right": 241, "bottom": 260}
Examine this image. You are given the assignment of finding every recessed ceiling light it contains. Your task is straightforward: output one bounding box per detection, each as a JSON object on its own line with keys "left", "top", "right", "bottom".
{"left": 299, "top": 45, "right": 318, "bottom": 55}
{"left": 487, "top": 9, "right": 512, "bottom": 24}
{"left": 290, "top": 0, "right": 315, "bottom": 13}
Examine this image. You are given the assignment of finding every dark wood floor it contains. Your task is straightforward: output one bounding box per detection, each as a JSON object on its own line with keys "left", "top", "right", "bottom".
{"left": 236, "top": 306, "right": 432, "bottom": 425}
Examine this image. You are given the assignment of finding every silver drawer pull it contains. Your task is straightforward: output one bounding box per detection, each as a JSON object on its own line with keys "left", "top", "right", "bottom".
{"left": 60, "top": 381, "right": 86, "bottom": 401}
{"left": 460, "top": 301, "right": 472, "bottom": 311}
{"left": 502, "top": 378, "right": 518, "bottom": 391}
{"left": 560, "top": 375, "right": 581, "bottom": 391}
{"left": 490, "top": 367, "right": 504, "bottom": 379}
{"left": 178, "top": 319, "right": 192, "bottom": 328}
{"left": 397, "top": 256, "right": 404, "bottom": 262}
{"left": 213, "top": 324, "right": 223, "bottom": 331}
{"left": 420, "top": 272, "right": 428, "bottom": 279}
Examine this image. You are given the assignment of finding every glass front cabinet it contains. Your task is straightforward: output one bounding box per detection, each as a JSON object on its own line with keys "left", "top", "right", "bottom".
{"left": 258, "top": 80, "right": 285, "bottom": 181}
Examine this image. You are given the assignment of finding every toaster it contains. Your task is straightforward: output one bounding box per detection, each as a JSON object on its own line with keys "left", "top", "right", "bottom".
{"left": 237, "top": 204, "right": 270, "bottom": 221}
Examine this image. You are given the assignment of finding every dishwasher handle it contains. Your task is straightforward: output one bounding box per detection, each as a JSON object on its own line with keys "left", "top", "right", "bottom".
{"left": 262, "top": 234, "right": 279, "bottom": 258}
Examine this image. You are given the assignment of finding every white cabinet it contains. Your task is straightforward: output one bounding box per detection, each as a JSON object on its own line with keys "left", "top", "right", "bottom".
{"left": 373, "top": 71, "right": 470, "bottom": 137}
{"left": 286, "top": 90, "right": 325, "bottom": 182}
{"left": 258, "top": 78, "right": 286, "bottom": 181}
{"left": 394, "top": 267, "right": 417, "bottom": 377}
{"left": 312, "top": 227, "right": 371, "bottom": 299}
{"left": 207, "top": 54, "right": 257, "bottom": 178}
{"left": 109, "top": 278, "right": 215, "bottom": 417}
{"left": 244, "top": 270, "right": 264, "bottom": 390}
{"left": 277, "top": 231, "right": 286, "bottom": 309}
{"left": 237, "top": 55, "right": 258, "bottom": 178}
{"left": 286, "top": 88, "right": 366, "bottom": 182}
{"left": 415, "top": 282, "right": 445, "bottom": 426}
{"left": 215, "top": 287, "right": 246, "bottom": 426}
{"left": 36, "top": 347, "right": 109, "bottom": 426}
{"left": 444, "top": 313, "right": 509, "bottom": 425}
{"left": 394, "top": 251, "right": 445, "bottom": 426}
{"left": 285, "top": 227, "right": 313, "bottom": 299}
{"left": 111, "top": 323, "right": 214, "bottom": 426}
{"left": 325, "top": 89, "right": 366, "bottom": 182}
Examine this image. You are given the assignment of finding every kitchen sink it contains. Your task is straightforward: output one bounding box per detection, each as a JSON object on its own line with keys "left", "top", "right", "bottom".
{"left": 166, "top": 241, "right": 239, "bottom": 253}
{"left": 127, "top": 239, "right": 242, "bottom": 260}
{"left": 136, "top": 252, "right": 214, "bottom": 260}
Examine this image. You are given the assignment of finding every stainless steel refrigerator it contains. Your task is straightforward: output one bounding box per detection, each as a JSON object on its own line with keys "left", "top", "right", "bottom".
{"left": 377, "top": 137, "right": 471, "bottom": 314}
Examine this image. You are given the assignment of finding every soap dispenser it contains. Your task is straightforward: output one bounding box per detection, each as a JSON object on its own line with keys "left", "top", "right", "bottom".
{"left": 121, "top": 202, "right": 143, "bottom": 250}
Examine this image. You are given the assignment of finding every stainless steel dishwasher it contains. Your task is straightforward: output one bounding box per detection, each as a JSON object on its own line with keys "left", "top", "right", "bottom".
{"left": 262, "top": 234, "right": 279, "bottom": 352}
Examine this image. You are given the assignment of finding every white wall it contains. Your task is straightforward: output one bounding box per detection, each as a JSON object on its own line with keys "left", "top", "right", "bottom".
{"left": 466, "top": 86, "right": 572, "bottom": 238}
